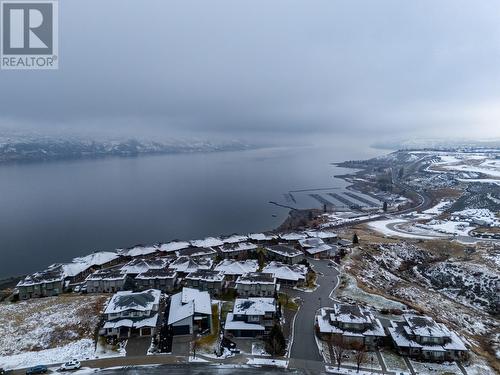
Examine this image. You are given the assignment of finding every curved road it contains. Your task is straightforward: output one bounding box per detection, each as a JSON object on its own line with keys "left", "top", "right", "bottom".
{"left": 288, "top": 259, "right": 340, "bottom": 372}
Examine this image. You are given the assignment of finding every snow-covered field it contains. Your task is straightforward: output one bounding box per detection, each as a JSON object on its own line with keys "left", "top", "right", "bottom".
{"left": 0, "top": 294, "right": 113, "bottom": 369}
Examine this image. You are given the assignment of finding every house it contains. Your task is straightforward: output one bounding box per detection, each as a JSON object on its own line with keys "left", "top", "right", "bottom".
{"left": 217, "top": 242, "right": 257, "bottom": 259}
{"left": 86, "top": 268, "right": 128, "bottom": 293}
{"left": 315, "top": 304, "right": 386, "bottom": 349}
{"left": 117, "top": 245, "right": 159, "bottom": 258}
{"left": 73, "top": 251, "right": 121, "bottom": 270}
{"left": 135, "top": 269, "right": 178, "bottom": 292}
{"left": 175, "top": 246, "right": 217, "bottom": 259}
{"left": 298, "top": 238, "right": 337, "bottom": 259}
{"left": 221, "top": 234, "right": 249, "bottom": 244}
{"left": 305, "top": 230, "right": 338, "bottom": 244}
{"left": 17, "top": 267, "right": 65, "bottom": 300}
{"left": 168, "top": 256, "right": 213, "bottom": 276}
{"left": 236, "top": 272, "right": 276, "bottom": 297}
{"left": 190, "top": 237, "right": 224, "bottom": 248}
{"left": 167, "top": 287, "right": 212, "bottom": 335}
{"left": 101, "top": 289, "right": 161, "bottom": 338}
{"left": 185, "top": 270, "right": 225, "bottom": 295}
{"left": 265, "top": 245, "right": 303, "bottom": 264}
{"left": 214, "top": 259, "right": 259, "bottom": 280}
{"left": 224, "top": 297, "right": 276, "bottom": 338}
{"left": 388, "top": 315, "right": 468, "bottom": 362}
{"left": 262, "top": 261, "right": 307, "bottom": 287}
{"left": 158, "top": 241, "right": 191, "bottom": 254}
{"left": 278, "top": 232, "right": 308, "bottom": 242}
{"left": 120, "top": 257, "right": 172, "bottom": 277}
{"left": 247, "top": 232, "right": 278, "bottom": 244}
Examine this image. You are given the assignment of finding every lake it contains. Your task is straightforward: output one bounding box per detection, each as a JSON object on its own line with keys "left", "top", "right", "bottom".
{"left": 0, "top": 144, "right": 382, "bottom": 277}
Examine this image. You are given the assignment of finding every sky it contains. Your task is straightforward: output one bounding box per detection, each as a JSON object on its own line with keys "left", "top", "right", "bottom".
{"left": 1, "top": 0, "right": 500, "bottom": 145}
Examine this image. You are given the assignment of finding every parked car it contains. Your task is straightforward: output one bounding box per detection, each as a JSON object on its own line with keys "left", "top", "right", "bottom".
{"left": 73, "top": 285, "right": 81, "bottom": 293}
{"left": 26, "top": 365, "right": 48, "bottom": 374}
{"left": 0, "top": 368, "right": 12, "bottom": 374}
{"left": 59, "top": 360, "right": 81, "bottom": 371}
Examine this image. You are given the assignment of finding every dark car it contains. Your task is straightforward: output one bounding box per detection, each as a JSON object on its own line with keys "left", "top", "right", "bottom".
{"left": 26, "top": 365, "right": 48, "bottom": 374}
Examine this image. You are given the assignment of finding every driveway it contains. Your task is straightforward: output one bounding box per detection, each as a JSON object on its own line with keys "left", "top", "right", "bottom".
{"left": 289, "top": 259, "right": 340, "bottom": 362}
{"left": 126, "top": 337, "right": 151, "bottom": 357}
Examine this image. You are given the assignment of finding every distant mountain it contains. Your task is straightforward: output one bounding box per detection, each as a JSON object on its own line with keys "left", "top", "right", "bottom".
{"left": 0, "top": 135, "right": 256, "bottom": 163}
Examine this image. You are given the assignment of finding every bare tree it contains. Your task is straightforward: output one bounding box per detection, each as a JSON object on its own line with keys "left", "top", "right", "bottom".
{"left": 353, "top": 343, "right": 368, "bottom": 372}
{"left": 329, "top": 335, "right": 346, "bottom": 370}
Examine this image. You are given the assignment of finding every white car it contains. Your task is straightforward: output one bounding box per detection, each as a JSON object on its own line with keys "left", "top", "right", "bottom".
{"left": 59, "top": 360, "right": 81, "bottom": 371}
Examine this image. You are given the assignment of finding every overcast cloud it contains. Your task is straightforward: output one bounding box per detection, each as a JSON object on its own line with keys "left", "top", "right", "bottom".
{"left": 1, "top": 0, "right": 499, "bottom": 143}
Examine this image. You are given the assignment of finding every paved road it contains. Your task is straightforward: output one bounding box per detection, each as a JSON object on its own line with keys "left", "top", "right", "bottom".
{"left": 289, "top": 259, "right": 340, "bottom": 362}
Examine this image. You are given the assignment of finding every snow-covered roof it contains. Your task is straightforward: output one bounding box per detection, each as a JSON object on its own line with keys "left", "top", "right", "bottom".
{"left": 60, "top": 262, "right": 92, "bottom": 278}
{"left": 186, "top": 269, "right": 225, "bottom": 282}
{"left": 305, "top": 244, "right": 335, "bottom": 255}
{"left": 278, "top": 232, "right": 307, "bottom": 241}
{"left": 266, "top": 244, "right": 303, "bottom": 258}
{"left": 168, "top": 287, "right": 212, "bottom": 325}
{"left": 236, "top": 272, "right": 276, "bottom": 285}
{"left": 86, "top": 268, "right": 126, "bottom": 281}
{"left": 214, "top": 259, "right": 258, "bottom": 276}
{"left": 103, "top": 314, "right": 158, "bottom": 329}
{"left": 136, "top": 268, "right": 177, "bottom": 280}
{"left": 248, "top": 232, "right": 278, "bottom": 241}
{"left": 190, "top": 237, "right": 224, "bottom": 248}
{"left": 17, "top": 267, "right": 64, "bottom": 287}
{"left": 73, "top": 251, "right": 119, "bottom": 267}
{"left": 331, "top": 304, "right": 372, "bottom": 325}
{"left": 262, "top": 261, "right": 307, "bottom": 282}
{"left": 221, "top": 234, "right": 249, "bottom": 244}
{"left": 118, "top": 245, "right": 158, "bottom": 258}
{"left": 158, "top": 241, "right": 191, "bottom": 253}
{"left": 120, "top": 257, "right": 171, "bottom": 275}
{"left": 305, "top": 230, "right": 338, "bottom": 239}
{"left": 225, "top": 313, "right": 265, "bottom": 331}
{"left": 404, "top": 315, "right": 448, "bottom": 338}
{"left": 219, "top": 242, "right": 257, "bottom": 253}
{"left": 298, "top": 238, "right": 325, "bottom": 248}
{"left": 233, "top": 297, "right": 276, "bottom": 316}
{"left": 104, "top": 289, "right": 161, "bottom": 314}
{"left": 168, "top": 256, "right": 213, "bottom": 273}
{"left": 175, "top": 246, "right": 216, "bottom": 258}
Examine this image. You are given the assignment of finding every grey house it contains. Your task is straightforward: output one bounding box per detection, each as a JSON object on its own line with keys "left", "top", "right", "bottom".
{"left": 135, "top": 269, "right": 178, "bottom": 292}
{"left": 236, "top": 272, "right": 276, "bottom": 297}
{"left": 185, "top": 269, "right": 225, "bottom": 295}
{"left": 17, "top": 268, "right": 65, "bottom": 300}
{"left": 102, "top": 289, "right": 161, "bottom": 338}
{"left": 265, "top": 244, "right": 303, "bottom": 264}
{"left": 86, "top": 269, "right": 127, "bottom": 293}
{"left": 224, "top": 297, "right": 276, "bottom": 338}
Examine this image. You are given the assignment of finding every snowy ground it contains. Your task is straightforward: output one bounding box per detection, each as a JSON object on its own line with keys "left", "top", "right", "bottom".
{"left": 367, "top": 218, "right": 439, "bottom": 239}
{"left": 0, "top": 294, "right": 122, "bottom": 370}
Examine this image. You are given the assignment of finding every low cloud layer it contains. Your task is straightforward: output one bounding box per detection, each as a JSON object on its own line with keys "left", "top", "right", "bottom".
{"left": 1, "top": 0, "right": 499, "bottom": 143}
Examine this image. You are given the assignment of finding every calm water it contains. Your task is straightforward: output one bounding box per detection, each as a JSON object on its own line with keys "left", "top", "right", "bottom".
{"left": 0, "top": 145, "right": 381, "bottom": 277}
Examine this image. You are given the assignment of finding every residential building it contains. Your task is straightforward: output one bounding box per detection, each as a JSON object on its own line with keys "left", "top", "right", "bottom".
{"left": 265, "top": 245, "right": 303, "bottom": 264}
{"left": 102, "top": 289, "right": 161, "bottom": 338}
{"left": 214, "top": 259, "right": 258, "bottom": 281}
{"left": 86, "top": 268, "right": 127, "bottom": 293}
{"left": 236, "top": 272, "right": 276, "bottom": 297}
{"left": 224, "top": 297, "right": 276, "bottom": 338}
{"left": 388, "top": 315, "right": 468, "bottom": 362}
{"left": 168, "top": 256, "right": 213, "bottom": 276}
{"left": 117, "top": 245, "right": 159, "bottom": 258}
{"left": 262, "top": 261, "right": 307, "bottom": 287}
{"left": 168, "top": 287, "right": 212, "bottom": 335}
{"left": 120, "top": 257, "right": 172, "bottom": 277}
{"left": 135, "top": 269, "right": 178, "bottom": 292}
{"left": 158, "top": 241, "right": 191, "bottom": 254}
{"left": 298, "top": 238, "right": 337, "bottom": 259}
{"left": 316, "top": 304, "right": 386, "bottom": 349}
{"left": 305, "top": 230, "right": 338, "bottom": 244}
{"left": 217, "top": 242, "right": 257, "bottom": 259}
{"left": 185, "top": 269, "right": 224, "bottom": 295}
{"left": 17, "top": 267, "right": 64, "bottom": 300}
{"left": 278, "top": 232, "right": 308, "bottom": 242}
{"left": 175, "top": 246, "right": 217, "bottom": 259}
